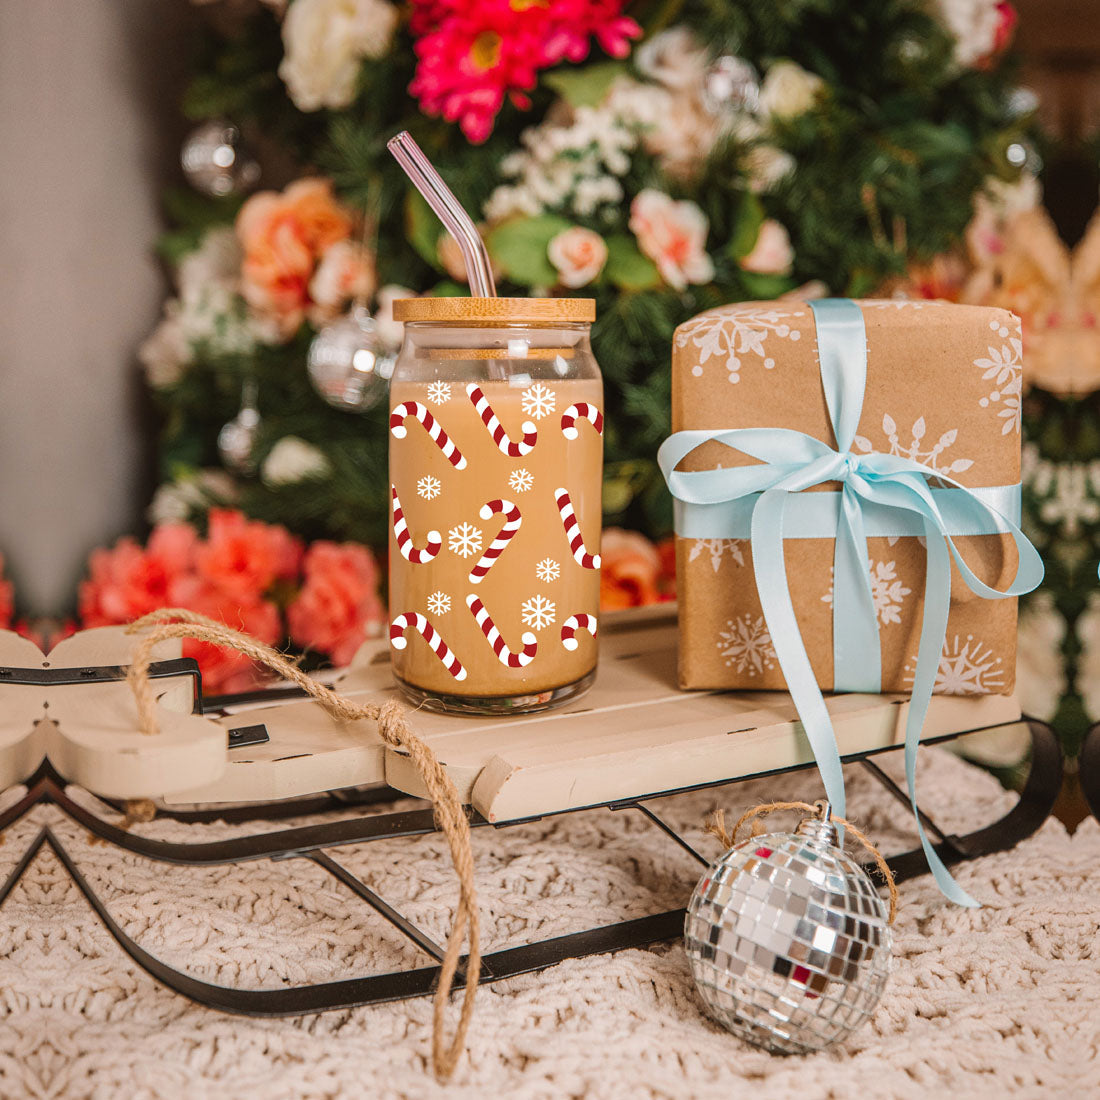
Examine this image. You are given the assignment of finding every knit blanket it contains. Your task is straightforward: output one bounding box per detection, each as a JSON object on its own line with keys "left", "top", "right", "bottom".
{"left": 0, "top": 749, "right": 1092, "bottom": 1099}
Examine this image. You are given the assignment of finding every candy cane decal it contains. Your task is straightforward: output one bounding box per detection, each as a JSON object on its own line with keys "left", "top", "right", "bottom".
{"left": 389, "top": 401, "right": 466, "bottom": 469}
{"left": 389, "top": 613, "right": 466, "bottom": 681}
{"left": 560, "top": 613, "right": 598, "bottom": 651}
{"left": 465, "top": 594, "right": 537, "bottom": 667}
{"left": 466, "top": 383, "right": 537, "bottom": 457}
{"left": 469, "top": 499, "right": 522, "bottom": 584}
{"left": 560, "top": 402, "right": 603, "bottom": 441}
{"left": 391, "top": 486, "right": 442, "bottom": 564}
{"left": 553, "top": 487, "right": 602, "bottom": 570}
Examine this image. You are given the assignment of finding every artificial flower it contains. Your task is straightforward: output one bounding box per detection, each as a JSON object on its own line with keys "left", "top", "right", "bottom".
{"left": 287, "top": 541, "right": 384, "bottom": 665}
{"left": 759, "top": 60, "right": 824, "bottom": 120}
{"left": 147, "top": 469, "right": 239, "bottom": 526}
{"left": 599, "top": 528, "right": 662, "bottom": 610}
{"left": 629, "top": 189, "right": 714, "bottom": 290}
{"left": 279, "top": 0, "right": 398, "bottom": 111}
{"left": 261, "top": 436, "right": 333, "bottom": 487}
{"left": 308, "top": 239, "right": 376, "bottom": 321}
{"left": 740, "top": 219, "right": 794, "bottom": 276}
{"left": 237, "top": 178, "right": 358, "bottom": 341}
{"left": 409, "top": 0, "right": 641, "bottom": 143}
{"left": 194, "top": 508, "right": 303, "bottom": 604}
{"left": 931, "top": 0, "right": 1017, "bottom": 68}
{"left": 743, "top": 144, "right": 796, "bottom": 194}
{"left": 0, "top": 555, "right": 14, "bottom": 631}
{"left": 374, "top": 284, "right": 415, "bottom": 350}
{"left": 547, "top": 226, "right": 608, "bottom": 288}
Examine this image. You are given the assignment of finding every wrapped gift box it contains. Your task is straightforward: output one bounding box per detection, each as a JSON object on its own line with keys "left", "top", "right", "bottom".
{"left": 669, "top": 299, "right": 1024, "bottom": 694}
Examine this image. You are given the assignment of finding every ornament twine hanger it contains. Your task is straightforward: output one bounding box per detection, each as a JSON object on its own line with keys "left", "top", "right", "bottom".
{"left": 706, "top": 799, "right": 898, "bottom": 924}
{"left": 123, "top": 608, "right": 479, "bottom": 1084}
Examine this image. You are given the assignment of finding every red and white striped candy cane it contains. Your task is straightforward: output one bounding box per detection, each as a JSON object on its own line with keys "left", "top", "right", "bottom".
{"left": 560, "top": 402, "right": 603, "bottom": 441}
{"left": 391, "top": 485, "right": 442, "bottom": 564}
{"left": 560, "top": 613, "right": 598, "bottom": 651}
{"left": 468, "top": 498, "right": 522, "bottom": 584}
{"left": 553, "top": 487, "right": 601, "bottom": 570}
{"left": 465, "top": 594, "right": 537, "bottom": 667}
{"left": 389, "top": 612, "right": 466, "bottom": 681}
{"left": 465, "top": 383, "right": 537, "bottom": 457}
{"left": 389, "top": 401, "right": 466, "bottom": 469}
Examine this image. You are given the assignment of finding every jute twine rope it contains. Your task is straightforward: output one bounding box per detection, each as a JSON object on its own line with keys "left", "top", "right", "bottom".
{"left": 123, "top": 608, "right": 479, "bottom": 1082}
{"left": 706, "top": 799, "right": 898, "bottom": 924}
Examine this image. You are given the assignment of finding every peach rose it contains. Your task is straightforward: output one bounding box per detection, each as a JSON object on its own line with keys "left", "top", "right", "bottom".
{"left": 309, "top": 239, "right": 376, "bottom": 324}
{"left": 629, "top": 189, "right": 714, "bottom": 290}
{"left": 741, "top": 219, "right": 793, "bottom": 276}
{"left": 237, "top": 178, "right": 358, "bottom": 340}
{"left": 548, "top": 227, "right": 608, "bottom": 288}
{"left": 287, "top": 541, "right": 384, "bottom": 666}
{"left": 194, "top": 509, "right": 303, "bottom": 604}
{"left": 599, "top": 528, "right": 663, "bottom": 611}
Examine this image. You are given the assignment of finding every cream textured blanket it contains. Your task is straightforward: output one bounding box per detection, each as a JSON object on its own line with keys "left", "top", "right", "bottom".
{"left": 0, "top": 749, "right": 1092, "bottom": 1099}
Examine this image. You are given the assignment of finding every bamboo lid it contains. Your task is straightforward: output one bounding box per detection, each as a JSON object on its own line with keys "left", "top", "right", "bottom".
{"left": 392, "top": 296, "right": 596, "bottom": 325}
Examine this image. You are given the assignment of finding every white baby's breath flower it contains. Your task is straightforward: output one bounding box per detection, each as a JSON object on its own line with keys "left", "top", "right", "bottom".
{"left": 279, "top": 0, "right": 398, "bottom": 111}
{"left": 138, "top": 308, "right": 190, "bottom": 389}
{"left": 261, "top": 436, "right": 332, "bottom": 486}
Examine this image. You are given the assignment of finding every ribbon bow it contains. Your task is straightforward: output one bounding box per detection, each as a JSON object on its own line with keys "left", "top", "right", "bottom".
{"left": 658, "top": 299, "right": 1044, "bottom": 905}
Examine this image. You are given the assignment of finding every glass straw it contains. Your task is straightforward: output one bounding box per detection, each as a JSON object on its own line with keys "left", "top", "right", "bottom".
{"left": 388, "top": 131, "right": 497, "bottom": 298}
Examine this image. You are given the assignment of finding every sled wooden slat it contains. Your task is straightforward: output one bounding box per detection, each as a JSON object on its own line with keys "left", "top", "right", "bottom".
{"left": 165, "top": 606, "right": 1021, "bottom": 818}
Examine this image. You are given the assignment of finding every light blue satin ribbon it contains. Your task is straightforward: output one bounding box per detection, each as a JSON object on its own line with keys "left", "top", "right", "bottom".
{"left": 658, "top": 298, "right": 1045, "bottom": 906}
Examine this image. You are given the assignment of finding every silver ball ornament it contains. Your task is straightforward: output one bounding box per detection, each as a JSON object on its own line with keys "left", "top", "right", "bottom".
{"left": 703, "top": 55, "right": 761, "bottom": 116}
{"left": 684, "top": 809, "right": 892, "bottom": 1054}
{"left": 307, "top": 307, "right": 393, "bottom": 413}
{"left": 218, "top": 384, "right": 262, "bottom": 474}
{"left": 181, "top": 120, "right": 260, "bottom": 198}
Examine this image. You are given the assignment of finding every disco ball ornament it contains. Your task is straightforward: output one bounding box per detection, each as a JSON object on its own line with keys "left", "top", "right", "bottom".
{"left": 307, "top": 306, "right": 393, "bottom": 412}
{"left": 703, "top": 55, "right": 760, "bottom": 116}
{"left": 684, "top": 807, "right": 892, "bottom": 1054}
{"left": 217, "top": 383, "right": 262, "bottom": 474}
{"left": 181, "top": 120, "right": 260, "bottom": 198}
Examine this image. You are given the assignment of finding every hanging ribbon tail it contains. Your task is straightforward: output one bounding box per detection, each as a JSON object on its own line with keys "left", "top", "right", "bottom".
{"left": 832, "top": 481, "right": 880, "bottom": 693}
{"left": 751, "top": 489, "right": 847, "bottom": 819}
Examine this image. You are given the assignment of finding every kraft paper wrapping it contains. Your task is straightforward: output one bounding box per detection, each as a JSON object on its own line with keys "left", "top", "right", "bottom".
{"left": 671, "top": 299, "right": 1023, "bottom": 695}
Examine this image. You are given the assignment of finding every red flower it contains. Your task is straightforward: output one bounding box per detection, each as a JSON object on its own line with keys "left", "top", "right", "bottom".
{"left": 409, "top": 0, "right": 640, "bottom": 143}
{"left": 287, "top": 541, "right": 384, "bottom": 666}
{"left": 194, "top": 509, "right": 303, "bottom": 605}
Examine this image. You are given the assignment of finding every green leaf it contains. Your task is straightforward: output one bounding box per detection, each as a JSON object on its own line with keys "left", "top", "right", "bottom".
{"left": 405, "top": 190, "right": 443, "bottom": 269}
{"left": 728, "top": 193, "right": 766, "bottom": 261}
{"left": 544, "top": 61, "right": 627, "bottom": 107}
{"left": 486, "top": 215, "right": 571, "bottom": 287}
{"left": 738, "top": 271, "right": 796, "bottom": 299}
{"left": 603, "top": 235, "right": 661, "bottom": 291}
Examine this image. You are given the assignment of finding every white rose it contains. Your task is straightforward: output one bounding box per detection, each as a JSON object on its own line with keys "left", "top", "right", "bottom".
{"left": 759, "top": 60, "right": 824, "bottom": 120}
{"left": 931, "top": 0, "right": 1003, "bottom": 67}
{"left": 635, "top": 26, "right": 709, "bottom": 92}
{"left": 629, "top": 189, "right": 714, "bottom": 291}
{"left": 741, "top": 219, "right": 794, "bottom": 276}
{"left": 374, "top": 284, "right": 414, "bottom": 350}
{"left": 177, "top": 227, "right": 242, "bottom": 298}
{"left": 147, "top": 468, "right": 238, "bottom": 525}
{"left": 744, "top": 144, "right": 796, "bottom": 194}
{"left": 279, "top": 0, "right": 398, "bottom": 112}
{"left": 139, "top": 306, "right": 190, "bottom": 389}
{"left": 308, "top": 239, "right": 376, "bottom": 323}
{"left": 547, "top": 227, "right": 608, "bottom": 288}
{"left": 261, "top": 436, "right": 332, "bottom": 487}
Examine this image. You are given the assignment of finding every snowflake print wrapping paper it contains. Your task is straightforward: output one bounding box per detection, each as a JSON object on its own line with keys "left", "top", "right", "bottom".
{"left": 670, "top": 298, "right": 1024, "bottom": 695}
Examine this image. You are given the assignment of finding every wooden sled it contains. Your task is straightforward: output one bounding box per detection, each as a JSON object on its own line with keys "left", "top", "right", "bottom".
{"left": 0, "top": 606, "right": 1064, "bottom": 1016}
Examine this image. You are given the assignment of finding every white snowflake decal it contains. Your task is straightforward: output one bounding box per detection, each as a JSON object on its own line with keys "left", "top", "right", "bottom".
{"left": 508, "top": 468, "right": 533, "bottom": 493}
{"left": 521, "top": 594, "right": 556, "bottom": 631}
{"left": 853, "top": 415, "right": 974, "bottom": 478}
{"left": 717, "top": 614, "right": 777, "bottom": 677}
{"left": 975, "top": 330, "right": 1023, "bottom": 435}
{"left": 904, "top": 634, "right": 1006, "bottom": 696}
{"left": 535, "top": 557, "right": 560, "bottom": 584}
{"left": 688, "top": 538, "right": 745, "bottom": 572}
{"left": 447, "top": 522, "right": 483, "bottom": 558}
{"left": 520, "top": 382, "right": 556, "bottom": 419}
{"left": 427, "top": 591, "right": 451, "bottom": 616}
{"left": 821, "top": 559, "right": 912, "bottom": 626}
{"left": 417, "top": 474, "right": 441, "bottom": 501}
{"left": 426, "top": 380, "right": 452, "bottom": 405}
{"left": 674, "top": 304, "right": 803, "bottom": 383}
